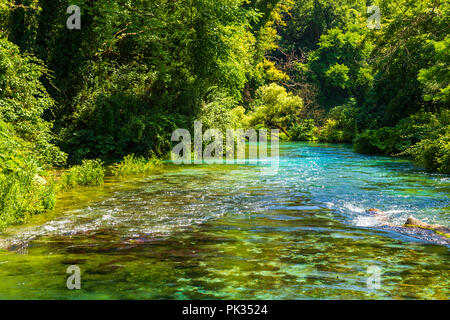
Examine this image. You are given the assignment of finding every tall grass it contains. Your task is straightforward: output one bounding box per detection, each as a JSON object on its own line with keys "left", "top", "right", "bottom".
{"left": 0, "top": 163, "right": 57, "bottom": 230}
{"left": 111, "top": 154, "right": 163, "bottom": 177}
{"left": 60, "top": 159, "right": 105, "bottom": 189}
{"left": 0, "top": 121, "right": 58, "bottom": 229}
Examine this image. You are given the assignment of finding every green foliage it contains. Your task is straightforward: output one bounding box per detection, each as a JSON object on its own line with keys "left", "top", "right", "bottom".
{"left": 359, "top": 0, "right": 449, "bottom": 128}
{"left": 111, "top": 154, "right": 163, "bottom": 177}
{"left": 275, "top": 0, "right": 449, "bottom": 172}
{"left": 0, "top": 168, "right": 57, "bottom": 230}
{"left": 327, "top": 100, "right": 358, "bottom": 141}
{"left": 0, "top": 37, "right": 63, "bottom": 229}
{"left": 298, "top": 99, "right": 358, "bottom": 143}
{"left": 248, "top": 83, "right": 303, "bottom": 137}
{"left": 197, "top": 88, "right": 241, "bottom": 133}
{"left": 59, "top": 61, "right": 190, "bottom": 163}
{"left": 354, "top": 111, "right": 449, "bottom": 157}
{"left": 308, "top": 27, "right": 373, "bottom": 109}
{"left": 289, "top": 119, "right": 317, "bottom": 141}
{"left": 403, "top": 111, "right": 450, "bottom": 173}
{"left": 278, "top": 0, "right": 366, "bottom": 52}
{"left": 231, "top": 106, "right": 251, "bottom": 129}
{"left": 407, "top": 131, "right": 450, "bottom": 174}
{"left": 354, "top": 127, "right": 400, "bottom": 154}
{"left": 61, "top": 93, "right": 186, "bottom": 163}
{"left": 0, "top": 37, "right": 66, "bottom": 167}
{"left": 61, "top": 159, "right": 105, "bottom": 190}
{"left": 0, "top": 120, "right": 57, "bottom": 230}
{"left": 325, "top": 63, "right": 350, "bottom": 89}
{"left": 317, "top": 119, "right": 344, "bottom": 143}
{"left": 418, "top": 35, "right": 450, "bottom": 105}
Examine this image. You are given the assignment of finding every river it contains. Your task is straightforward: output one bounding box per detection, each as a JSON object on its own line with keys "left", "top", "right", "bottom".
{"left": 0, "top": 142, "right": 448, "bottom": 299}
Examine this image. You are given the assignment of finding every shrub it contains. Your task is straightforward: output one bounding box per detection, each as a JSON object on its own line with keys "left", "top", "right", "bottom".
{"left": 0, "top": 168, "right": 58, "bottom": 230}
{"left": 325, "top": 63, "right": 350, "bottom": 89}
{"left": 61, "top": 159, "right": 105, "bottom": 189}
{"left": 0, "top": 121, "right": 57, "bottom": 229}
{"left": 0, "top": 37, "right": 66, "bottom": 167}
{"left": 290, "top": 119, "right": 317, "bottom": 141}
{"left": 111, "top": 154, "right": 163, "bottom": 177}
{"left": 197, "top": 88, "right": 242, "bottom": 132}
{"left": 354, "top": 127, "right": 399, "bottom": 154}
{"left": 354, "top": 111, "right": 446, "bottom": 155}
{"left": 328, "top": 100, "right": 358, "bottom": 141}
{"left": 354, "top": 110, "right": 450, "bottom": 173}
{"left": 406, "top": 130, "right": 450, "bottom": 174}
{"left": 318, "top": 119, "right": 344, "bottom": 143}
{"left": 248, "top": 83, "right": 303, "bottom": 137}
{"left": 61, "top": 92, "right": 187, "bottom": 163}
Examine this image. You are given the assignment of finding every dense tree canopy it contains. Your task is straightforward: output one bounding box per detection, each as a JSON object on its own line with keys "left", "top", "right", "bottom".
{"left": 0, "top": 0, "right": 448, "bottom": 171}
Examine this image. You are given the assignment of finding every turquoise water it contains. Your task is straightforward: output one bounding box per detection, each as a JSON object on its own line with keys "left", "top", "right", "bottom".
{"left": 0, "top": 142, "right": 448, "bottom": 299}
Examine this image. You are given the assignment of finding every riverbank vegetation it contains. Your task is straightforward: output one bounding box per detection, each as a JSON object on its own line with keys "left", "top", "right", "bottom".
{"left": 111, "top": 154, "right": 163, "bottom": 177}
{"left": 60, "top": 159, "right": 105, "bottom": 189}
{"left": 0, "top": 0, "right": 448, "bottom": 228}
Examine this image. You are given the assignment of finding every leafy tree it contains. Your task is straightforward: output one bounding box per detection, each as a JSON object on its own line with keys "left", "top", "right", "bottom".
{"left": 418, "top": 35, "right": 450, "bottom": 105}
{"left": 307, "top": 27, "right": 373, "bottom": 109}
{"left": 290, "top": 119, "right": 317, "bottom": 141}
{"left": 277, "top": 0, "right": 366, "bottom": 52}
{"left": 359, "top": 0, "right": 448, "bottom": 128}
{"left": 0, "top": 37, "right": 66, "bottom": 166}
{"left": 248, "top": 83, "right": 303, "bottom": 137}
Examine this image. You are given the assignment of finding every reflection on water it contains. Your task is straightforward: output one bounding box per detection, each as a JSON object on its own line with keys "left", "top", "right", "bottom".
{"left": 0, "top": 142, "right": 448, "bottom": 299}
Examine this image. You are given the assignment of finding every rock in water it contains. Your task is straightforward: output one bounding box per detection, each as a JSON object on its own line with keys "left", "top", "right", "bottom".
{"left": 405, "top": 217, "right": 450, "bottom": 238}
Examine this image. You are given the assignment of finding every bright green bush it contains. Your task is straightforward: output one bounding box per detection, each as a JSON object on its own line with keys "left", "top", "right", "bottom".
{"left": 61, "top": 159, "right": 105, "bottom": 189}
{"left": 0, "top": 168, "right": 57, "bottom": 230}
{"left": 197, "top": 88, "right": 242, "bottom": 132}
{"left": 296, "top": 99, "right": 358, "bottom": 143}
{"left": 328, "top": 101, "right": 358, "bottom": 141}
{"left": 307, "top": 28, "right": 372, "bottom": 109}
{"left": 317, "top": 119, "right": 344, "bottom": 143}
{"left": 248, "top": 84, "right": 303, "bottom": 137}
{"left": 417, "top": 36, "right": 450, "bottom": 105}
{"left": 0, "top": 37, "right": 66, "bottom": 167}
{"left": 111, "top": 154, "right": 163, "bottom": 177}
{"left": 0, "top": 121, "right": 57, "bottom": 229}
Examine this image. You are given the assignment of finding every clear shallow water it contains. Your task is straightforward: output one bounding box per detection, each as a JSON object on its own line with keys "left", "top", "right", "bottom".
{"left": 0, "top": 142, "right": 448, "bottom": 299}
